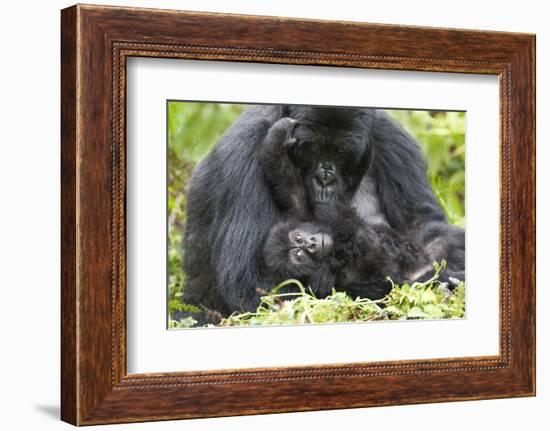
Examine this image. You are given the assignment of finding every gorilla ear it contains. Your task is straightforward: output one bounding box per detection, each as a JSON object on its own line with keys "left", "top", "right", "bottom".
{"left": 279, "top": 105, "right": 291, "bottom": 118}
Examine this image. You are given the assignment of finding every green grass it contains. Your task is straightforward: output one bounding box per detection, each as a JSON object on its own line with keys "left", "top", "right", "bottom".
{"left": 217, "top": 262, "right": 465, "bottom": 327}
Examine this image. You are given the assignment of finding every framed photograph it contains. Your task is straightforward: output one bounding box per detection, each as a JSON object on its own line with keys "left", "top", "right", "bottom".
{"left": 61, "top": 4, "right": 535, "bottom": 425}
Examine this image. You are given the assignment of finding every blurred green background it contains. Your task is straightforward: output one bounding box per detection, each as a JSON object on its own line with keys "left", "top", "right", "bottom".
{"left": 167, "top": 102, "right": 465, "bottom": 322}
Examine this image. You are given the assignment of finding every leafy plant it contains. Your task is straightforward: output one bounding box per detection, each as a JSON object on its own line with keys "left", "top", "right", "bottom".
{"left": 220, "top": 262, "right": 465, "bottom": 327}
{"left": 168, "top": 316, "right": 198, "bottom": 329}
{"left": 387, "top": 110, "right": 465, "bottom": 227}
{"left": 381, "top": 261, "right": 465, "bottom": 320}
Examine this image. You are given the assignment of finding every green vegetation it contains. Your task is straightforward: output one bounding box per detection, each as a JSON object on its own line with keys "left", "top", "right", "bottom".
{"left": 221, "top": 262, "right": 464, "bottom": 327}
{"left": 167, "top": 102, "right": 466, "bottom": 327}
{"left": 387, "top": 110, "right": 465, "bottom": 227}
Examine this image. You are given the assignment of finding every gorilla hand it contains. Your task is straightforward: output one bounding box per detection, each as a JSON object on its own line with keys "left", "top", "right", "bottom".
{"left": 263, "top": 117, "right": 298, "bottom": 153}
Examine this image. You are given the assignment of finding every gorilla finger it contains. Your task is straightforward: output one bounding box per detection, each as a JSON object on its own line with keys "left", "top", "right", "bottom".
{"left": 269, "top": 117, "right": 297, "bottom": 143}
{"left": 282, "top": 117, "right": 297, "bottom": 135}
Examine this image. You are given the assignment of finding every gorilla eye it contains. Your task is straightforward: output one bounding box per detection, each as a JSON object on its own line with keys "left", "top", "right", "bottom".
{"left": 311, "top": 145, "right": 320, "bottom": 156}
{"left": 290, "top": 248, "right": 308, "bottom": 265}
{"left": 335, "top": 147, "right": 352, "bottom": 161}
{"left": 290, "top": 230, "right": 304, "bottom": 244}
{"left": 299, "top": 140, "right": 318, "bottom": 155}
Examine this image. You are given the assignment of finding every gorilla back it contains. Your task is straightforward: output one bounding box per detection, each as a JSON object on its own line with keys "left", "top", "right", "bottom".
{"left": 183, "top": 106, "right": 281, "bottom": 315}
{"left": 183, "top": 105, "right": 463, "bottom": 317}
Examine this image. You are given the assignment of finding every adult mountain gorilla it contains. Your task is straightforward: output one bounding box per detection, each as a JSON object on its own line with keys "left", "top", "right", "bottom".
{"left": 183, "top": 105, "right": 464, "bottom": 316}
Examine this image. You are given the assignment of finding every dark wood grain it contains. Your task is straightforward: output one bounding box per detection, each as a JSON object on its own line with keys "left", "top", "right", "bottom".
{"left": 60, "top": 5, "right": 78, "bottom": 425}
{"left": 60, "top": 4, "right": 536, "bottom": 425}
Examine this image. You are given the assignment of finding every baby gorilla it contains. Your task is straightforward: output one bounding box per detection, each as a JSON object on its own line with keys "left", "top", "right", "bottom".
{"left": 259, "top": 117, "right": 458, "bottom": 300}
{"left": 261, "top": 219, "right": 335, "bottom": 296}
{"left": 261, "top": 204, "right": 429, "bottom": 300}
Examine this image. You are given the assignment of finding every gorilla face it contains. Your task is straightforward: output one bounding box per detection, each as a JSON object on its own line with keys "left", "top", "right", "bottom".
{"left": 287, "top": 226, "right": 333, "bottom": 265}
{"left": 284, "top": 106, "right": 375, "bottom": 206}
{"left": 262, "top": 220, "right": 333, "bottom": 281}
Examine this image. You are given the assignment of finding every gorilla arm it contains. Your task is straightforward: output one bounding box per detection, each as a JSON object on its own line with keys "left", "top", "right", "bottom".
{"left": 259, "top": 117, "right": 310, "bottom": 220}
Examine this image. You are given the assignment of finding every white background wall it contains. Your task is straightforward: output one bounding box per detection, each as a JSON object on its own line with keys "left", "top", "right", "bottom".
{"left": 0, "top": 0, "right": 546, "bottom": 429}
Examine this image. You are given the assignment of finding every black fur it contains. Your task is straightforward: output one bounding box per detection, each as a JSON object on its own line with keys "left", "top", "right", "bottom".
{"left": 258, "top": 127, "right": 458, "bottom": 300}
{"left": 262, "top": 209, "right": 465, "bottom": 302}
{"left": 183, "top": 105, "right": 465, "bottom": 317}
{"left": 261, "top": 205, "right": 429, "bottom": 300}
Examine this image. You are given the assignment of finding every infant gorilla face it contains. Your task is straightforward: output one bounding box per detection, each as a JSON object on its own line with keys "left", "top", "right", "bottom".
{"left": 262, "top": 220, "right": 334, "bottom": 279}
{"left": 284, "top": 106, "right": 375, "bottom": 205}
{"left": 287, "top": 226, "right": 333, "bottom": 265}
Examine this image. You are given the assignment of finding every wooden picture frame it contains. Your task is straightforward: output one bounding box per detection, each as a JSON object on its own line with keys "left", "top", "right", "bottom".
{"left": 61, "top": 4, "right": 535, "bottom": 425}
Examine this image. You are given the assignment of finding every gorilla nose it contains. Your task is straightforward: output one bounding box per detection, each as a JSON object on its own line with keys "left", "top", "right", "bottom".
{"left": 306, "top": 234, "right": 332, "bottom": 255}
{"left": 315, "top": 162, "right": 336, "bottom": 185}
{"left": 320, "top": 162, "right": 335, "bottom": 172}
{"left": 306, "top": 241, "right": 318, "bottom": 253}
